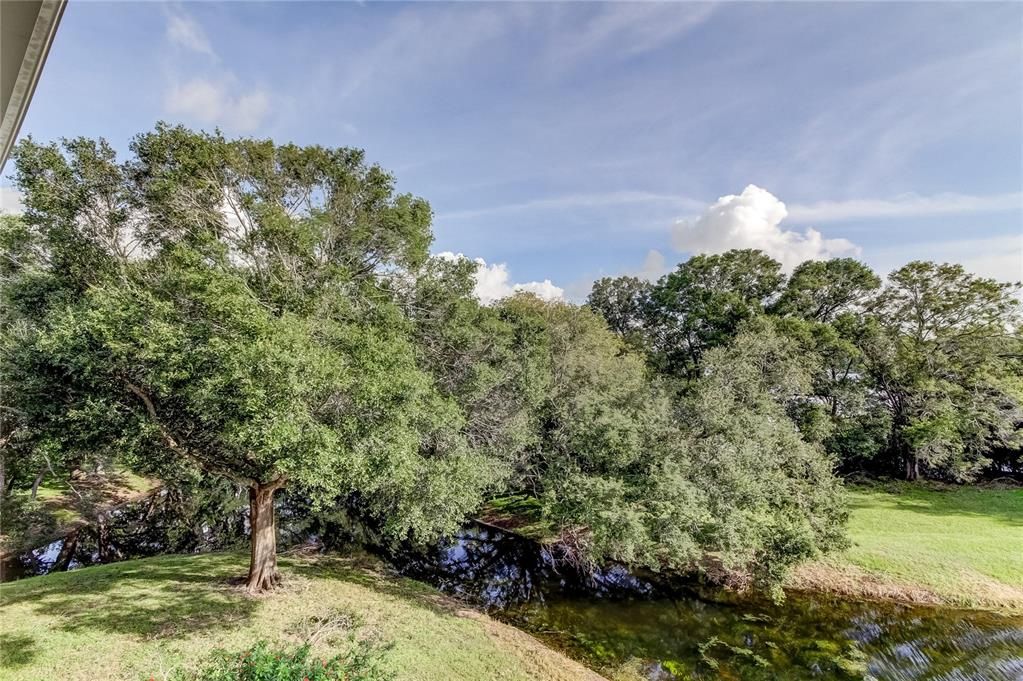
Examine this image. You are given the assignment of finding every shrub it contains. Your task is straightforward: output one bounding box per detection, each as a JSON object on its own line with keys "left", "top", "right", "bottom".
{"left": 164, "top": 639, "right": 392, "bottom": 681}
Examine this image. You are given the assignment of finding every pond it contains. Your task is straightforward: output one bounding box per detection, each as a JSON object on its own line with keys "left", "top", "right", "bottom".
{"left": 3, "top": 496, "right": 1021, "bottom": 681}
{"left": 387, "top": 524, "right": 1023, "bottom": 681}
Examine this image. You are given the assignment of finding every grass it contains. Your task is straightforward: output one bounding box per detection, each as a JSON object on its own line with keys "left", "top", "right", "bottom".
{"left": 479, "top": 494, "right": 553, "bottom": 540}
{"left": 0, "top": 551, "right": 605, "bottom": 681}
{"left": 788, "top": 482, "right": 1023, "bottom": 612}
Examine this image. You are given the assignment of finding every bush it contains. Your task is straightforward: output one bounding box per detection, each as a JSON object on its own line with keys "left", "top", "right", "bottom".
{"left": 164, "top": 639, "right": 392, "bottom": 681}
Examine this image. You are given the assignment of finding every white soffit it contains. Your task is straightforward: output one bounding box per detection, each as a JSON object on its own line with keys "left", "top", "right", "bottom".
{"left": 1, "top": 0, "right": 66, "bottom": 170}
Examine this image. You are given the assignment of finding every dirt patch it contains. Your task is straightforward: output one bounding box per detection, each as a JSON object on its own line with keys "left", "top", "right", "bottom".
{"left": 787, "top": 561, "right": 1023, "bottom": 613}
{"left": 787, "top": 562, "right": 943, "bottom": 605}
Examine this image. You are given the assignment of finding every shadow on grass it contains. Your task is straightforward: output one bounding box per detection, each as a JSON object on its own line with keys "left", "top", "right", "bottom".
{"left": 849, "top": 485, "right": 1023, "bottom": 527}
{"left": 285, "top": 553, "right": 463, "bottom": 618}
{"left": 0, "top": 552, "right": 259, "bottom": 639}
{"left": 0, "top": 633, "right": 40, "bottom": 669}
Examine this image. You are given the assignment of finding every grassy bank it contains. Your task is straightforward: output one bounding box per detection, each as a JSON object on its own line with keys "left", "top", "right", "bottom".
{"left": 788, "top": 483, "right": 1023, "bottom": 611}
{"left": 0, "top": 551, "right": 605, "bottom": 681}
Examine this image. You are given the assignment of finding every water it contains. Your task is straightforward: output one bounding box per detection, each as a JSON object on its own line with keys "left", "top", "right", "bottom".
{"left": 386, "top": 526, "right": 1023, "bottom": 681}
{"left": 3, "top": 498, "right": 1021, "bottom": 681}
{"left": 0, "top": 488, "right": 251, "bottom": 581}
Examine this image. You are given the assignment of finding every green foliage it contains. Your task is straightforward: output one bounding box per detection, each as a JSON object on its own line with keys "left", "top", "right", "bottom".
{"left": 404, "top": 256, "right": 545, "bottom": 472}
{"left": 588, "top": 249, "right": 1022, "bottom": 484}
{"left": 10, "top": 122, "right": 1015, "bottom": 604}
{"left": 165, "top": 640, "right": 392, "bottom": 681}
{"left": 501, "top": 301, "right": 846, "bottom": 586}
{"left": 585, "top": 275, "right": 650, "bottom": 351}
{"left": 645, "top": 249, "right": 784, "bottom": 377}
{"left": 772, "top": 258, "right": 880, "bottom": 322}
{"left": 861, "top": 261, "right": 1023, "bottom": 480}
{"left": 681, "top": 320, "right": 848, "bottom": 583}
{"left": 2, "top": 127, "right": 504, "bottom": 570}
{"left": 0, "top": 492, "right": 59, "bottom": 550}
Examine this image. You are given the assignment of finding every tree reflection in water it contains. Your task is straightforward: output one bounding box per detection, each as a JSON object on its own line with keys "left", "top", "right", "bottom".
{"left": 387, "top": 525, "right": 1023, "bottom": 681}
{"left": 4, "top": 497, "right": 1021, "bottom": 680}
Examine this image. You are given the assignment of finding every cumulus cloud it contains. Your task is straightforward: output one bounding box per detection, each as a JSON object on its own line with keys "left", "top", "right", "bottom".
{"left": 166, "top": 12, "right": 215, "bottom": 57}
{"left": 513, "top": 279, "right": 565, "bottom": 301}
{"left": 436, "top": 252, "right": 564, "bottom": 304}
{"left": 165, "top": 78, "right": 270, "bottom": 132}
{"left": 672, "top": 185, "right": 860, "bottom": 271}
{"left": 0, "top": 186, "right": 25, "bottom": 215}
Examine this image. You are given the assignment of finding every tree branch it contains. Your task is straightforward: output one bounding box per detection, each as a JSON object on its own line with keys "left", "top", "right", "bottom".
{"left": 122, "top": 379, "right": 261, "bottom": 488}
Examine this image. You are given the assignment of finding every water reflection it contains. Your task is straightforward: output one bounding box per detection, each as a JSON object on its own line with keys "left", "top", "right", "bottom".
{"left": 388, "top": 525, "right": 1023, "bottom": 681}
{"left": 0, "top": 488, "right": 249, "bottom": 581}
{"left": 3, "top": 497, "right": 1021, "bottom": 681}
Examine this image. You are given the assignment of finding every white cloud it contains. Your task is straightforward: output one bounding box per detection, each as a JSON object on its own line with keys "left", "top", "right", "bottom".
{"left": 635, "top": 249, "right": 670, "bottom": 281}
{"left": 166, "top": 12, "right": 215, "bottom": 57}
{"left": 165, "top": 78, "right": 270, "bottom": 132}
{"left": 162, "top": 9, "right": 270, "bottom": 133}
{"left": 672, "top": 184, "right": 860, "bottom": 271}
{"left": 436, "top": 252, "right": 564, "bottom": 304}
{"left": 513, "top": 279, "right": 565, "bottom": 301}
{"left": 788, "top": 192, "right": 1022, "bottom": 223}
{"left": 0, "top": 186, "right": 24, "bottom": 215}
{"left": 871, "top": 234, "right": 1022, "bottom": 284}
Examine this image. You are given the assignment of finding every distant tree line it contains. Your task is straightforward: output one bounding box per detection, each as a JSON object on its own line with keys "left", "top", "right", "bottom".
{"left": 0, "top": 126, "right": 1015, "bottom": 595}
{"left": 588, "top": 251, "right": 1022, "bottom": 482}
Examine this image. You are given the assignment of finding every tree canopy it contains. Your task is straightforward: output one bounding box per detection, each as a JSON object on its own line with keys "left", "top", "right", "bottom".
{"left": 3, "top": 127, "right": 500, "bottom": 592}
{"left": 589, "top": 250, "right": 1022, "bottom": 483}
{"left": 6, "top": 125, "right": 1013, "bottom": 597}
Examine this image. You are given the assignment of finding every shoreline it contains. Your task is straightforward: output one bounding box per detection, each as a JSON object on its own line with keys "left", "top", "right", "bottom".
{"left": 0, "top": 485, "right": 160, "bottom": 561}
{"left": 786, "top": 559, "right": 1023, "bottom": 615}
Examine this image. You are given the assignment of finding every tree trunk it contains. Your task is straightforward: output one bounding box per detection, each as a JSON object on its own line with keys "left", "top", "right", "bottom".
{"left": 246, "top": 484, "right": 280, "bottom": 594}
{"left": 96, "top": 515, "right": 119, "bottom": 562}
{"left": 53, "top": 531, "right": 79, "bottom": 572}
{"left": 904, "top": 453, "right": 919, "bottom": 481}
{"left": 30, "top": 469, "right": 45, "bottom": 500}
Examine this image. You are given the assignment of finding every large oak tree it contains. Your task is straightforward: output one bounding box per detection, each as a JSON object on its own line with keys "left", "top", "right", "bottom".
{"left": 3, "top": 126, "right": 502, "bottom": 592}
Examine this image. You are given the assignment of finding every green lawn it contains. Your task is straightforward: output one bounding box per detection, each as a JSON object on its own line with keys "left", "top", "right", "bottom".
{"left": 0, "top": 551, "right": 604, "bottom": 681}
{"left": 790, "top": 483, "right": 1023, "bottom": 611}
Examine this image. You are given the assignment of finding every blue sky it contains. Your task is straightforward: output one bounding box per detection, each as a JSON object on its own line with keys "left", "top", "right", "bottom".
{"left": 3, "top": 1, "right": 1021, "bottom": 300}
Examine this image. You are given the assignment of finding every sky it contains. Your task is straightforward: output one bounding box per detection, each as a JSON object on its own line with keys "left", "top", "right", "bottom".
{"left": 2, "top": 1, "right": 1020, "bottom": 301}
